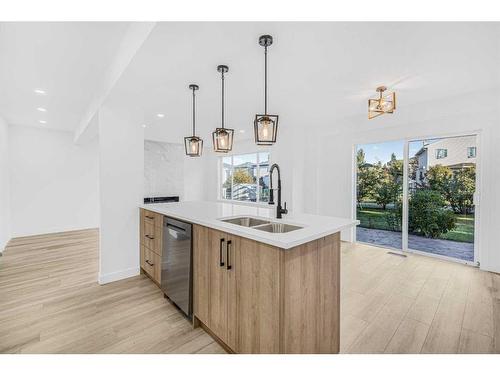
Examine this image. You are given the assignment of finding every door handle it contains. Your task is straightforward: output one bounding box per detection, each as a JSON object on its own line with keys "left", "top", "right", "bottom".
{"left": 145, "top": 259, "right": 154, "bottom": 267}
{"left": 145, "top": 235, "right": 155, "bottom": 240}
{"left": 219, "top": 238, "right": 225, "bottom": 267}
{"left": 226, "top": 240, "right": 232, "bottom": 270}
{"left": 167, "top": 223, "right": 186, "bottom": 232}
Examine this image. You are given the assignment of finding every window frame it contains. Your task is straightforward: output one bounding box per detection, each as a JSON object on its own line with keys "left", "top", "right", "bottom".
{"left": 436, "top": 148, "right": 448, "bottom": 159}
{"left": 218, "top": 151, "right": 270, "bottom": 205}
{"left": 467, "top": 146, "right": 477, "bottom": 158}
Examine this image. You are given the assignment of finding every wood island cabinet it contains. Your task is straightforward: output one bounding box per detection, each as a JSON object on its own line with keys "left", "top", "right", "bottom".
{"left": 140, "top": 208, "right": 341, "bottom": 354}
{"left": 193, "top": 224, "right": 340, "bottom": 354}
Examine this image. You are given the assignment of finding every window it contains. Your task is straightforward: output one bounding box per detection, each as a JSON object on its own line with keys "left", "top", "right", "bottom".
{"left": 220, "top": 152, "right": 270, "bottom": 203}
{"left": 436, "top": 148, "right": 447, "bottom": 159}
{"left": 467, "top": 146, "right": 477, "bottom": 158}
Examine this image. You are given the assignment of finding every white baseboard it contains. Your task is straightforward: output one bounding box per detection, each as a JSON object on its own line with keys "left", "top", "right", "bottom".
{"left": 98, "top": 267, "right": 140, "bottom": 285}
{"left": 0, "top": 238, "right": 10, "bottom": 254}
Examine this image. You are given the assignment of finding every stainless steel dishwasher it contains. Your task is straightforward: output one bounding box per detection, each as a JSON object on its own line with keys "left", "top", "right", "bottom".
{"left": 161, "top": 217, "right": 192, "bottom": 318}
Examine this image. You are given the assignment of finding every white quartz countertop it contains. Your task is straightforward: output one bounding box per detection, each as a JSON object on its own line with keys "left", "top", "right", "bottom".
{"left": 140, "top": 201, "right": 359, "bottom": 249}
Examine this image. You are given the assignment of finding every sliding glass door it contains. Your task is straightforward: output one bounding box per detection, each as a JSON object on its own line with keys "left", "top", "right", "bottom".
{"left": 355, "top": 134, "right": 478, "bottom": 264}
{"left": 407, "top": 135, "right": 477, "bottom": 262}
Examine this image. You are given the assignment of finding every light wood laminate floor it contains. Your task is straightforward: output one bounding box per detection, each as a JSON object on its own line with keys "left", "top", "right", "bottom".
{"left": 1, "top": 229, "right": 498, "bottom": 353}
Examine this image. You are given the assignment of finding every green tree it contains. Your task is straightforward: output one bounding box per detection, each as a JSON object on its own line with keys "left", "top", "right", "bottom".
{"left": 357, "top": 148, "right": 366, "bottom": 166}
{"left": 374, "top": 168, "right": 393, "bottom": 210}
{"left": 425, "top": 164, "right": 476, "bottom": 214}
{"left": 408, "top": 156, "right": 419, "bottom": 182}
{"left": 356, "top": 148, "right": 380, "bottom": 207}
{"left": 387, "top": 153, "right": 403, "bottom": 183}
{"left": 225, "top": 169, "right": 254, "bottom": 188}
{"left": 449, "top": 166, "right": 476, "bottom": 214}
{"left": 426, "top": 164, "right": 452, "bottom": 199}
{"left": 374, "top": 154, "right": 403, "bottom": 210}
{"left": 357, "top": 167, "right": 379, "bottom": 206}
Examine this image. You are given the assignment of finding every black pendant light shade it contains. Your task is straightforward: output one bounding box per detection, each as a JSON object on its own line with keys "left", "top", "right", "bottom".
{"left": 254, "top": 35, "right": 278, "bottom": 145}
{"left": 213, "top": 65, "right": 234, "bottom": 152}
{"left": 184, "top": 84, "right": 203, "bottom": 157}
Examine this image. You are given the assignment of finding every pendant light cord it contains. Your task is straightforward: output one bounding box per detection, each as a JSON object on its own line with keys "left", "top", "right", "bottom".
{"left": 264, "top": 45, "right": 268, "bottom": 115}
{"left": 192, "top": 87, "right": 196, "bottom": 136}
{"left": 221, "top": 70, "right": 225, "bottom": 129}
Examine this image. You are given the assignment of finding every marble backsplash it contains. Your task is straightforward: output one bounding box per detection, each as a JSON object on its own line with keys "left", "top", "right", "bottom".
{"left": 144, "top": 140, "right": 184, "bottom": 199}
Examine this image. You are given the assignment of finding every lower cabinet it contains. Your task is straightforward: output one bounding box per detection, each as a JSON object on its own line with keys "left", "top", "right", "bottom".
{"left": 193, "top": 224, "right": 340, "bottom": 354}
{"left": 194, "top": 227, "right": 240, "bottom": 350}
{"left": 140, "top": 208, "right": 163, "bottom": 285}
{"left": 236, "top": 236, "right": 281, "bottom": 353}
{"left": 140, "top": 245, "right": 161, "bottom": 283}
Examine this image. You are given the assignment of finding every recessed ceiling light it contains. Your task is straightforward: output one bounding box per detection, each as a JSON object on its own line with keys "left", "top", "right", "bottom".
{"left": 34, "top": 89, "right": 46, "bottom": 95}
{"left": 239, "top": 130, "right": 246, "bottom": 133}
{"left": 156, "top": 113, "right": 165, "bottom": 118}
{"left": 142, "top": 124, "right": 147, "bottom": 128}
{"left": 37, "top": 107, "right": 47, "bottom": 112}
{"left": 39, "top": 120, "right": 47, "bottom": 124}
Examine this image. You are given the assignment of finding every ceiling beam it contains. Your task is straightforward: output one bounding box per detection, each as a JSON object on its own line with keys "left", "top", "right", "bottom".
{"left": 73, "top": 22, "right": 156, "bottom": 144}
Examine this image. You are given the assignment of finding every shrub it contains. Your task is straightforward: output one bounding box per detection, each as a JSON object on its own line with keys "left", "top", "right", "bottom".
{"left": 409, "top": 190, "right": 456, "bottom": 238}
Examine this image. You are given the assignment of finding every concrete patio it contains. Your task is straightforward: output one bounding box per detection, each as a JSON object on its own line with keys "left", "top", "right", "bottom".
{"left": 356, "top": 227, "right": 474, "bottom": 262}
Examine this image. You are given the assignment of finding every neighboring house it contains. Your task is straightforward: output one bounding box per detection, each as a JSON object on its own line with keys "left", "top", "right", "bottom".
{"left": 414, "top": 135, "right": 477, "bottom": 186}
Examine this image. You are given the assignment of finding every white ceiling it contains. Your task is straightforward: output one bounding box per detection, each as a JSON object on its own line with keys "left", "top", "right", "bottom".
{"left": 107, "top": 22, "right": 500, "bottom": 144}
{"left": 1, "top": 22, "right": 499, "bottom": 141}
{"left": 0, "top": 22, "right": 130, "bottom": 132}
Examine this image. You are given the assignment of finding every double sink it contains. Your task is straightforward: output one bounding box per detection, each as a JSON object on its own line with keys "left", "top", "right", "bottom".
{"left": 220, "top": 216, "right": 303, "bottom": 233}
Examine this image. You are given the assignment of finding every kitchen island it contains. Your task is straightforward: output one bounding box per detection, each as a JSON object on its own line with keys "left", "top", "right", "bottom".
{"left": 139, "top": 201, "right": 358, "bottom": 354}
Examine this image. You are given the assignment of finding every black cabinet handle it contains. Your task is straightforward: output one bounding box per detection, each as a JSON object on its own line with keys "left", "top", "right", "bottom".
{"left": 219, "top": 238, "right": 225, "bottom": 266}
{"left": 145, "top": 259, "right": 154, "bottom": 266}
{"left": 145, "top": 235, "right": 155, "bottom": 240}
{"left": 145, "top": 215, "right": 154, "bottom": 219}
{"left": 226, "top": 240, "right": 232, "bottom": 270}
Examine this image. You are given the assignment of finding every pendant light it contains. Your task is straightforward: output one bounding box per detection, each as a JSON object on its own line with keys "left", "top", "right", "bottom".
{"left": 254, "top": 34, "right": 278, "bottom": 145}
{"left": 212, "top": 65, "right": 234, "bottom": 152}
{"left": 368, "top": 86, "right": 396, "bottom": 119}
{"left": 184, "top": 84, "right": 203, "bottom": 157}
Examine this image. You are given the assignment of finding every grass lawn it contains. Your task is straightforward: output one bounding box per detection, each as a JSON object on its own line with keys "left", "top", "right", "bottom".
{"left": 440, "top": 214, "right": 474, "bottom": 243}
{"left": 357, "top": 208, "right": 395, "bottom": 231}
{"left": 356, "top": 208, "right": 474, "bottom": 243}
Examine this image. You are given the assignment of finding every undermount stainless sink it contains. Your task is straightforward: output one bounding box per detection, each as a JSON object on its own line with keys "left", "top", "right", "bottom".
{"left": 221, "top": 216, "right": 270, "bottom": 227}
{"left": 253, "top": 223, "right": 303, "bottom": 233}
{"left": 220, "top": 216, "right": 303, "bottom": 234}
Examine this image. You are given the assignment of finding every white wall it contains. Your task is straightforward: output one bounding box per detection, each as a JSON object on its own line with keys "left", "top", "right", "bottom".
{"left": 98, "top": 106, "right": 144, "bottom": 284}
{"left": 183, "top": 148, "right": 216, "bottom": 202}
{"left": 0, "top": 116, "right": 11, "bottom": 251}
{"left": 8, "top": 125, "right": 99, "bottom": 238}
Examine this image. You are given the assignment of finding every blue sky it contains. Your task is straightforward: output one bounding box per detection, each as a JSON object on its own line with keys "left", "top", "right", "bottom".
{"left": 357, "top": 140, "right": 405, "bottom": 164}
{"left": 357, "top": 139, "right": 437, "bottom": 164}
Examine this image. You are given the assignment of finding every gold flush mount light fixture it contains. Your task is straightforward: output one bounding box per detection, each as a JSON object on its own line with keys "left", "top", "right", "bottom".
{"left": 368, "top": 86, "right": 396, "bottom": 119}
